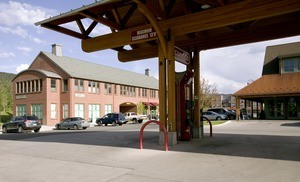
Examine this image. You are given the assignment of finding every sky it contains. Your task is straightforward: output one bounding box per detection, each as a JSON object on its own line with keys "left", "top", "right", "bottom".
{"left": 0, "top": 0, "right": 299, "bottom": 94}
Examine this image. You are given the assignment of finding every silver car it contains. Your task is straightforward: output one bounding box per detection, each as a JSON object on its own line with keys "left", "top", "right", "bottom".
{"left": 55, "top": 117, "right": 90, "bottom": 130}
{"left": 202, "top": 111, "right": 228, "bottom": 121}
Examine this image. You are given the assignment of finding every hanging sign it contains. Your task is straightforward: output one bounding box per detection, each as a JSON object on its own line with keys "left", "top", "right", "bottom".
{"left": 174, "top": 46, "right": 190, "bottom": 65}
{"left": 131, "top": 27, "right": 157, "bottom": 41}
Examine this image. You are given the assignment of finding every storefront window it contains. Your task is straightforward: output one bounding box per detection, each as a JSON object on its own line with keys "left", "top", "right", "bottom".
{"left": 268, "top": 100, "right": 275, "bottom": 117}
{"left": 288, "top": 98, "right": 297, "bottom": 117}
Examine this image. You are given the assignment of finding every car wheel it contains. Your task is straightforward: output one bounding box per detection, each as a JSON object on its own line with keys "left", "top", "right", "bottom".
{"left": 83, "top": 127, "right": 87, "bottom": 129}
{"left": 74, "top": 125, "right": 79, "bottom": 130}
{"left": 2, "top": 126, "right": 7, "bottom": 133}
{"left": 105, "top": 123, "right": 108, "bottom": 126}
{"left": 118, "top": 123, "right": 122, "bottom": 126}
{"left": 229, "top": 115, "right": 234, "bottom": 120}
{"left": 216, "top": 116, "right": 221, "bottom": 121}
{"left": 34, "top": 129, "right": 40, "bottom": 133}
{"left": 18, "top": 125, "right": 24, "bottom": 133}
{"left": 138, "top": 119, "right": 143, "bottom": 123}
{"left": 112, "top": 121, "right": 117, "bottom": 126}
{"left": 132, "top": 118, "right": 137, "bottom": 124}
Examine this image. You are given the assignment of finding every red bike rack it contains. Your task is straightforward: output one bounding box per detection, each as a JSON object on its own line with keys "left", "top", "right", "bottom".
{"left": 139, "top": 120, "right": 169, "bottom": 151}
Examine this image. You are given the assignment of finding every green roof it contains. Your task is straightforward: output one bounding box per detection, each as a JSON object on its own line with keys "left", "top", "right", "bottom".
{"left": 42, "top": 52, "right": 158, "bottom": 89}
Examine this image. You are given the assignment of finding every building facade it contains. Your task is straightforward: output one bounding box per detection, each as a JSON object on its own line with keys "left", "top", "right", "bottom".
{"left": 13, "top": 44, "right": 159, "bottom": 125}
{"left": 234, "top": 42, "right": 300, "bottom": 120}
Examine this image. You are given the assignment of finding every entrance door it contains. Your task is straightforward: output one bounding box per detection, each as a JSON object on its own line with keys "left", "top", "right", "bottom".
{"left": 89, "top": 104, "right": 100, "bottom": 123}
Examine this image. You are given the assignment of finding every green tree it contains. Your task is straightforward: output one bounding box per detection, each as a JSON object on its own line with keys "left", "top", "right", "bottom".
{"left": 200, "top": 78, "right": 218, "bottom": 110}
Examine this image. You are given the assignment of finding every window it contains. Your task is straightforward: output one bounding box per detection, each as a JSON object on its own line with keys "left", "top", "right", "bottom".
{"left": 150, "top": 90, "right": 156, "bottom": 98}
{"left": 105, "top": 104, "right": 112, "bottom": 115}
{"left": 31, "top": 104, "right": 42, "bottom": 119}
{"left": 63, "top": 79, "right": 68, "bottom": 92}
{"left": 50, "top": 104, "right": 57, "bottom": 119}
{"left": 63, "top": 104, "right": 69, "bottom": 118}
{"left": 114, "top": 85, "right": 117, "bottom": 95}
{"left": 142, "top": 88, "right": 147, "bottom": 97}
{"left": 74, "top": 79, "right": 84, "bottom": 92}
{"left": 75, "top": 104, "right": 84, "bottom": 118}
{"left": 105, "top": 83, "right": 112, "bottom": 94}
{"left": 88, "top": 81, "right": 99, "bottom": 93}
{"left": 16, "top": 105, "right": 26, "bottom": 116}
{"left": 51, "top": 79, "right": 56, "bottom": 91}
{"left": 283, "top": 57, "right": 300, "bottom": 73}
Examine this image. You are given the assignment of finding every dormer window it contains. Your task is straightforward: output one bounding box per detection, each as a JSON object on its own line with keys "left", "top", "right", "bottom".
{"left": 282, "top": 57, "right": 300, "bottom": 73}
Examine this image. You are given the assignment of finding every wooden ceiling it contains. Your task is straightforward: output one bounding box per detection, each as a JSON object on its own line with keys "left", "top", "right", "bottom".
{"left": 36, "top": 0, "right": 300, "bottom": 62}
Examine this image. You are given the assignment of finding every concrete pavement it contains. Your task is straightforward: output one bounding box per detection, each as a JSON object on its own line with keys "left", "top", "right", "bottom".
{"left": 0, "top": 120, "right": 299, "bottom": 182}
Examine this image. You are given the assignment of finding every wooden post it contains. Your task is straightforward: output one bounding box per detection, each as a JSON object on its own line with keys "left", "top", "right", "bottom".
{"left": 193, "top": 47, "right": 202, "bottom": 138}
{"left": 166, "top": 29, "right": 177, "bottom": 145}
{"left": 158, "top": 44, "right": 167, "bottom": 131}
{"left": 236, "top": 96, "right": 240, "bottom": 120}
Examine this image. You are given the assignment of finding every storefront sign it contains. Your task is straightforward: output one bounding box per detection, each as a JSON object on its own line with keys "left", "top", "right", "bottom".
{"left": 174, "top": 46, "right": 190, "bottom": 65}
{"left": 16, "top": 95, "right": 26, "bottom": 99}
{"left": 75, "top": 93, "right": 85, "bottom": 98}
{"left": 131, "top": 27, "right": 157, "bottom": 41}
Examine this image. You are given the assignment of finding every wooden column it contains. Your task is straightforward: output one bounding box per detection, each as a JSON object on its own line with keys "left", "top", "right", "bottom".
{"left": 158, "top": 43, "right": 167, "bottom": 129}
{"left": 236, "top": 96, "right": 240, "bottom": 120}
{"left": 166, "top": 29, "right": 177, "bottom": 145}
{"left": 193, "top": 47, "right": 202, "bottom": 138}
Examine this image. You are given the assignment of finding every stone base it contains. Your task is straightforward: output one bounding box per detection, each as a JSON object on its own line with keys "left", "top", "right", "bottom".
{"left": 192, "top": 127, "right": 204, "bottom": 139}
{"left": 159, "top": 131, "right": 177, "bottom": 146}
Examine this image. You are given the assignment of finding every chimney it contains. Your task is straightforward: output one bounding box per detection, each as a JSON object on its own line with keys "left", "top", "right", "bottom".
{"left": 52, "top": 44, "right": 62, "bottom": 56}
{"left": 145, "top": 68, "right": 151, "bottom": 76}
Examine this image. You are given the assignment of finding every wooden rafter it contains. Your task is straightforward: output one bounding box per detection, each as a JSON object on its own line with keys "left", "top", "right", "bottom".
{"left": 79, "top": 10, "right": 121, "bottom": 30}
{"left": 120, "top": 3, "right": 137, "bottom": 28}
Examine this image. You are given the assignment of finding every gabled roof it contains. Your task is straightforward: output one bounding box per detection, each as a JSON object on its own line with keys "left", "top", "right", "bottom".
{"left": 41, "top": 52, "right": 158, "bottom": 89}
{"left": 234, "top": 73, "right": 300, "bottom": 98}
{"left": 13, "top": 68, "right": 61, "bottom": 81}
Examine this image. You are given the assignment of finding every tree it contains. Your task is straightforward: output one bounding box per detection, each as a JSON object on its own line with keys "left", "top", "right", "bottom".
{"left": 199, "top": 78, "right": 218, "bottom": 110}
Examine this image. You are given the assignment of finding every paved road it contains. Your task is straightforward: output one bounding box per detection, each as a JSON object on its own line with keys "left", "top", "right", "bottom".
{"left": 0, "top": 121, "right": 299, "bottom": 182}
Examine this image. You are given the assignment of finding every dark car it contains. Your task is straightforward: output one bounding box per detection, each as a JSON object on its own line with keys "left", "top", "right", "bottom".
{"left": 207, "top": 108, "right": 236, "bottom": 120}
{"left": 96, "top": 113, "right": 126, "bottom": 126}
{"left": 55, "top": 117, "right": 90, "bottom": 130}
{"left": 2, "top": 115, "right": 42, "bottom": 133}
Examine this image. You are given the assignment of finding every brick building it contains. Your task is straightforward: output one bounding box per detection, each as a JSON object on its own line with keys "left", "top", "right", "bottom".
{"left": 13, "top": 44, "right": 159, "bottom": 125}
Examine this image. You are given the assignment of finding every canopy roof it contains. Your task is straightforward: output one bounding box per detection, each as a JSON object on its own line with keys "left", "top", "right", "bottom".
{"left": 36, "top": 0, "right": 300, "bottom": 62}
{"left": 234, "top": 73, "right": 300, "bottom": 98}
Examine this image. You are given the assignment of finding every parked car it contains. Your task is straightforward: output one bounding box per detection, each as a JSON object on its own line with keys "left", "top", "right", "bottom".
{"left": 207, "top": 108, "right": 236, "bottom": 120}
{"left": 96, "top": 113, "right": 126, "bottom": 126}
{"left": 124, "top": 112, "right": 145, "bottom": 123}
{"left": 2, "top": 115, "right": 42, "bottom": 133}
{"left": 55, "top": 117, "right": 90, "bottom": 130}
{"left": 202, "top": 111, "right": 228, "bottom": 120}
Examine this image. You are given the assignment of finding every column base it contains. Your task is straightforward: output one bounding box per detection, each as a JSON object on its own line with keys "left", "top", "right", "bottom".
{"left": 159, "top": 131, "right": 177, "bottom": 146}
{"left": 192, "top": 127, "right": 204, "bottom": 139}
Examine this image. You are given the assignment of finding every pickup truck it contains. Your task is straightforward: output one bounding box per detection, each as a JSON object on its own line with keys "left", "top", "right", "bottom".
{"left": 124, "top": 112, "right": 146, "bottom": 124}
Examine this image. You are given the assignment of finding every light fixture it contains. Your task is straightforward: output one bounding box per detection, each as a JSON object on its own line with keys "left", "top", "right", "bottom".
{"left": 201, "top": 4, "right": 210, "bottom": 9}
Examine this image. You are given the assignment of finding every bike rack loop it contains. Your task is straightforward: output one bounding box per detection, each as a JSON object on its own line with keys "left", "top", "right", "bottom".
{"left": 201, "top": 116, "right": 213, "bottom": 137}
{"left": 139, "top": 120, "right": 169, "bottom": 151}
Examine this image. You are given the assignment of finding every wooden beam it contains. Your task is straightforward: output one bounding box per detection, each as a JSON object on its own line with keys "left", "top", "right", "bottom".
{"left": 118, "top": 46, "right": 158, "bottom": 62}
{"left": 120, "top": 3, "right": 137, "bottom": 28}
{"left": 133, "top": 0, "right": 167, "bottom": 58}
{"left": 82, "top": 0, "right": 300, "bottom": 53}
{"left": 42, "top": 23, "right": 87, "bottom": 39}
{"left": 161, "top": 0, "right": 300, "bottom": 35}
{"left": 82, "top": 24, "right": 156, "bottom": 52}
{"left": 118, "top": 20, "right": 300, "bottom": 62}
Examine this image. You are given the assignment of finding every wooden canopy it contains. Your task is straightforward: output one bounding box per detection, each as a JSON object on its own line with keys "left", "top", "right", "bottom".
{"left": 36, "top": 0, "right": 300, "bottom": 62}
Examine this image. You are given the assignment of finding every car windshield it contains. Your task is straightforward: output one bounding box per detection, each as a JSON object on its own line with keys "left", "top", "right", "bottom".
{"left": 223, "top": 108, "right": 229, "bottom": 112}
{"left": 26, "top": 116, "right": 39, "bottom": 120}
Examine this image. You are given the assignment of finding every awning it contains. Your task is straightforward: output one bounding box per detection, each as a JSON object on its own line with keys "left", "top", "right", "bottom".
{"left": 150, "top": 102, "right": 159, "bottom": 106}
{"left": 142, "top": 102, "right": 151, "bottom": 106}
